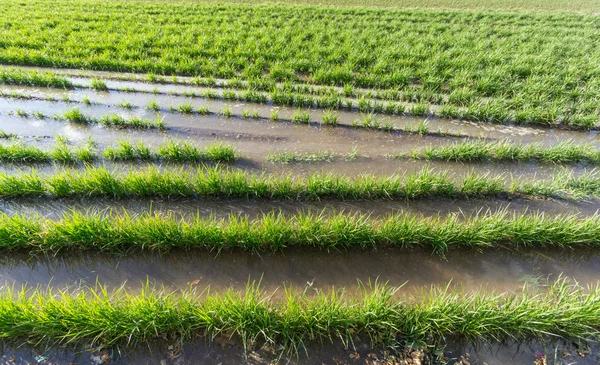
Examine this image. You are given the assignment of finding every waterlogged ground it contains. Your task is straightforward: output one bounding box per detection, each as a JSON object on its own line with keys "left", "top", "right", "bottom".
{"left": 3, "top": 247, "right": 600, "bottom": 297}
{"left": 0, "top": 339, "right": 597, "bottom": 365}
{"left": 1, "top": 67, "right": 600, "bottom": 364}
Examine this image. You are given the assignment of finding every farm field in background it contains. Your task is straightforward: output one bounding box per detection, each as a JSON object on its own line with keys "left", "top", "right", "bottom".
{"left": 3, "top": 1, "right": 600, "bottom": 128}
{"left": 0, "top": 0, "right": 599, "bottom": 364}
{"left": 110, "top": 0, "right": 600, "bottom": 12}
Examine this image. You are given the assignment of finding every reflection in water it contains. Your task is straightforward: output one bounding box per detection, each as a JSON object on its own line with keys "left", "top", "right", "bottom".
{"left": 1, "top": 246, "right": 600, "bottom": 297}
{"left": 0, "top": 196, "right": 598, "bottom": 221}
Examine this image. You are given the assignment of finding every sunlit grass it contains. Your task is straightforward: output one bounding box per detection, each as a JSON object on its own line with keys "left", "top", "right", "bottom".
{"left": 412, "top": 139, "right": 600, "bottom": 164}
{"left": 58, "top": 108, "right": 165, "bottom": 129}
{"left": 2, "top": 210, "right": 600, "bottom": 253}
{"left": 0, "top": 166, "right": 596, "bottom": 200}
{"left": 0, "top": 278, "right": 596, "bottom": 354}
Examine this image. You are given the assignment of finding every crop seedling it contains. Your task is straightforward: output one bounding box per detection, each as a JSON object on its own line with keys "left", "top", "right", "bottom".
{"left": 267, "top": 150, "right": 336, "bottom": 163}
{"left": 0, "top": 131, "right": 17, "bottom": 139}
{"left": 219, "top": 107, "right": 232, "bottom": 118}
{"left": 50, "top": 140, "right": 77, "bottom": 164}
{"left": 178, "top": 103, "right": 194, "bottom": 114}
{"left": 417, "top": 120, "right": 430, "bottom": 136}
{"left": 62, "top": 108, "right": 92, "bottom": 124}
{"left": 270, "top": 110, "right": 280, "bottom": 121}
{"left": 321, "top": 110, "right": 339, "bottom": 126}
{"left": 292, "top": 109, "right": 310, "bottom": 124}
{"left": 14, "top": 110, "right": 28, "bottom": 118}
{"left": 146, "top": 100, "right": 160, "bottom": 111}
{"left": 103, "top": 140, "right": 152, "bottom": 161}
{"left": 90, "top": 78, "right": 108, "bottom": 91}
{"left": 195, "top": 105, "right": 208, "bottom": 115}
{"left": 146, "top": 73, "right": 161, "bottom": 83}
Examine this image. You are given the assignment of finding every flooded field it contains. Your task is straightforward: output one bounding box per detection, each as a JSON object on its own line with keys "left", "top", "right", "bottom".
{"left": 0, "top": 66, "right": 600, "bottom": 364}
{"left": 2, "top": 247, "right": 600, "bottom": 297}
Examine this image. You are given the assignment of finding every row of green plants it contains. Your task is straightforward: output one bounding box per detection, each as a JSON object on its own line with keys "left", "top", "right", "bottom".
{"left": 7, "top": 107, "right": 165, "bottom": 129}
{"left": 0, "top": 166, "right": 596, "bottom": 200}
{"left": 394, "top": 139, "right": 600, "bottom": 164}
{"left": 0, "top": 68, "right": 72, "bottom": 88}
{"left": 267, "top": 147, "right": 358, "bottom": 164}
{"left": 140, "top": 83, "right": 600, "bottom": 129}
{"left": 5, "top": 93, "right": 458, "bottom": 136}
{"left": 0, "top": 140, "right": 236, "bottom": 164}
{"left": 60, "top": 108, "right": 165, "bottom": 129}
{"left": 268, "top": 140, "right": 600, "bottom": 166}
{"left": 0, "top": 279, "right": 596, "bottom": 353}
{"left": 9, "top": 107, "right": 167, "bottom": 130}
{"left": 1, "top": 210, "right": 599, "bottom": 253}
{"left": 3, "top": 76, "right": 596, "bottom": 129}
{"left": 1, "top": 2, "right": 599, "bottom": 126}
{"left": 4, "top": 135, "right": 599, "bottom": 168}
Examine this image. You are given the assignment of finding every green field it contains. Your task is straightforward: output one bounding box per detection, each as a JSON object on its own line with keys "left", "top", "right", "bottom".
{"left": 1, "top": 1, "right": 600, "bottom": 127}
{"left": 115, "top": 0, "right": 600, "bottom": 11}
{"left": 1, "top": 0, "right": 600, "bottom": 360}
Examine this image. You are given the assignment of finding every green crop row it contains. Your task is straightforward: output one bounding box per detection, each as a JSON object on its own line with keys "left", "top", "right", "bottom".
{"left": 394, "top": 139, "right": 600, "bottom": 164}
{"left": 0, "top": 166, "right": 596, "bottom": 200}
{"left": 0, "top": 140, "right": 236, "bottom": 164}
{"left": 1, "top": 210, "right": 599, "bottom": 253}
{"left": 0, "top": 279, "right": 597, "bottom": 352}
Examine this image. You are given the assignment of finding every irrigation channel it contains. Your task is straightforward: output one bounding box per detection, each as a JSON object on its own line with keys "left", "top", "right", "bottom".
{"left": 2, "top": 67, "right": 600, "bottom": 364}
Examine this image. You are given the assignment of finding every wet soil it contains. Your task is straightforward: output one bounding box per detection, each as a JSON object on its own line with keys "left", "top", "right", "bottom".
{"left": 0, "top": 338, "right": 596, "bottom": 365}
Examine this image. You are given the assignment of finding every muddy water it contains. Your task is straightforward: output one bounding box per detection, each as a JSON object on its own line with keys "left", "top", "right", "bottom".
{"left": 0, "top": 91, "right": 587, "bottom": 180}
{"left": 63, "top": 77, "right": 600, "bottom": 144}
{"left": 2, "top": 246, "right": 600, "bottom": 298}
{"left": 0, "top": 196, "right": 597, "bottom": 220}
{"left": 3, "top": 81, "right": 600, "bottom": 146}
